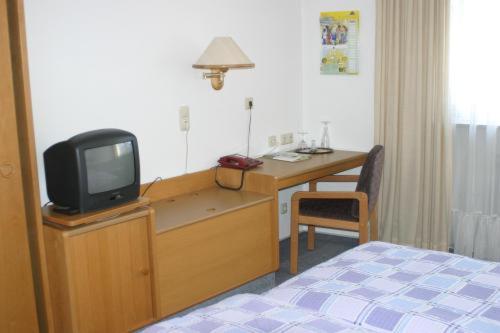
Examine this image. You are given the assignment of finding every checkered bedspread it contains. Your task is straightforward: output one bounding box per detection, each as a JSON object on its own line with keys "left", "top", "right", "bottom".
{"left": 143, "top": 294, "right": 373, "bottom": 332}
{"left": 144, "top": 242, "right": 500, "bottom": 332}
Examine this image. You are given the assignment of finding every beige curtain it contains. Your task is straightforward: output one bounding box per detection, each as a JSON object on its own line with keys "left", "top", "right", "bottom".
{"left": 375, "top": 0, "right": 451, "bottom": 250}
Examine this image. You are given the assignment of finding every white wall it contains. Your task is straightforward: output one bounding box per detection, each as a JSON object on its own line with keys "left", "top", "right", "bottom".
{"left": 300, "top": 0, "right": 375, "bottom": 151}
{"left": 24, "top": 0, "right": 302, "bottom": 205}
{"left": 300, "top": 0, "right": 376, "bottom": 238}
{"left": 24, "top": 0, "right": 376, "bottom": 240}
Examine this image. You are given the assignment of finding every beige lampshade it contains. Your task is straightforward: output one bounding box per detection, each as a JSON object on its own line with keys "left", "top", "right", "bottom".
{"left": 193, "top": 37, "right": 255, "bottom": 70}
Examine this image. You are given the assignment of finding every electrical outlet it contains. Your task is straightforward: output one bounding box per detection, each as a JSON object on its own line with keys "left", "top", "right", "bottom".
{"left": 179, "top": 105, "right": 190, "bottom": 131}
{"left": 245, "top": 97, "right": 254, "bottom": 110}
{"left": 280, "top": 202, "right": 288, "bottom": 215}
{"left": 268, "top": 135, "right": 278, "bottom": 147}
{"left": 280, "top": 132, "right": 294, "bottom": 145}
{"left": 280, "top": 133, "right": 288, "bottom": 145}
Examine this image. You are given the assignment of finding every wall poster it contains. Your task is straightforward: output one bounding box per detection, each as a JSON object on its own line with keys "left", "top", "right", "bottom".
{"left": 320, "top": 11, "right": 359, "bottom": 75}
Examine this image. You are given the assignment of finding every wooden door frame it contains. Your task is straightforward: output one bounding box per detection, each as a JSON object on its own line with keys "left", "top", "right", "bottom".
{"left": 3, "top": 1, "right": 53, "bottom": 331}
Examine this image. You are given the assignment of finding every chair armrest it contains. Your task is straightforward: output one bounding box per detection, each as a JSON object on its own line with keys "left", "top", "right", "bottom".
{"left": 309, "top": 175, "right": 359, "bottom": 187}
{"left": 292, "top": 190, "right": 367, "bottom": 203}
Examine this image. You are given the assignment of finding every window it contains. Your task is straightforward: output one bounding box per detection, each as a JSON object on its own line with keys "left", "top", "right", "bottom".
{"left": 449, "top": 0, "right": 500, "bottom": 125}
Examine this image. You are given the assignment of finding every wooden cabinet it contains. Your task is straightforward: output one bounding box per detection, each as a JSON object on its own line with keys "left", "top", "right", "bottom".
{"left": 44, "top": 207, "right": 158, "bottom": 333}
{"left": 152, "top": 187, "right": 275, "bottom": 317}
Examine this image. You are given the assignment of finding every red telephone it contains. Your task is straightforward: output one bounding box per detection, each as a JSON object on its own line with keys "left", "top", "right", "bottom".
{"left": 218, "top": 154, "right": 263, "bottom": 170}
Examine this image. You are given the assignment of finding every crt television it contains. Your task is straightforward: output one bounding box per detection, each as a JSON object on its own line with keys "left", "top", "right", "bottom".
{"left": 43, "top": 129, "right": 140, "bottom": 214}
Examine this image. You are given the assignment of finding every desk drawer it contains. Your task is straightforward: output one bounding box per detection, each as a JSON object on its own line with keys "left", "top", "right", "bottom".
{"left": 156, "top": 201, "right": 274, "bottom": 317}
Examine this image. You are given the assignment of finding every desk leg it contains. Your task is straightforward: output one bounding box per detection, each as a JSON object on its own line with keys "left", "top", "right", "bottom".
{"left": 271, "top": 192, "right": 280, "bottom": 271}
{"left": 290, "top": 200, "right": 299, "bottom": 275}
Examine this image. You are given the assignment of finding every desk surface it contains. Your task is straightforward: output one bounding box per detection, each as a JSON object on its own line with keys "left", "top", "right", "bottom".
{"left": 255, "top": 150, "right": 366, "bottom": 179}
{"left": 250, "top": 150, "right": 367, "bottom": 189}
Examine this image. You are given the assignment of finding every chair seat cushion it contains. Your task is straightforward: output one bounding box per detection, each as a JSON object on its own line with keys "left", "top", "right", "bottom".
{"left": 299, "top": 198, "right": 359, "bottom": 222}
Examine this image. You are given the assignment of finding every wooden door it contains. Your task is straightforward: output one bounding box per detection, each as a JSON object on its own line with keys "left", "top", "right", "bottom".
{"left": 0, "top": 1, "right": 40, "bottom": 331}
{"left": 66, "top": 217, "right": 154, "bottom": 332}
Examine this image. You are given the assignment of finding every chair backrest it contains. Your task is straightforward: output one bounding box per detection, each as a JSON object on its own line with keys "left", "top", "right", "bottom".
{"left": 354, "top": 145, "right": 385, "bottom": 214}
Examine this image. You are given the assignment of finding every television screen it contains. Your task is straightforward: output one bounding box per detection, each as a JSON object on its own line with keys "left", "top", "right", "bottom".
{"left": 85, "top": 142, "right": 135, "bottom": 194}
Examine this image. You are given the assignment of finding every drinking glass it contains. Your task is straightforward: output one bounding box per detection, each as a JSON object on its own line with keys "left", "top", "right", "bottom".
{"left": 297, "top": 131, "right": 308, "bottom": 150}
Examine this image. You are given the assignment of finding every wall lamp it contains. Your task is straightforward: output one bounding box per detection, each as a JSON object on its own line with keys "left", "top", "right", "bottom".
{"left": 193, "top": 37, "right": 255, "bottom": 90}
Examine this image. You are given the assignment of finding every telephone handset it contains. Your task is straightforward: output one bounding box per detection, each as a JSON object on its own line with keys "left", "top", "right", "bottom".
{"left": 217, "top": 154, "right": 263, "bottom": 170}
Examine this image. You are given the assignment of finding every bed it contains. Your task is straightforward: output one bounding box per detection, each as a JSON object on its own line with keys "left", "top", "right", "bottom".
{"left": 143, "top": 242, "right": 500, "bottom": 332}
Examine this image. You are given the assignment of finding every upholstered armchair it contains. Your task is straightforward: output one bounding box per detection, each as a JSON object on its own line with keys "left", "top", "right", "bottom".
{"left": 289, "top": 145, "right": 385, "bottom": 274}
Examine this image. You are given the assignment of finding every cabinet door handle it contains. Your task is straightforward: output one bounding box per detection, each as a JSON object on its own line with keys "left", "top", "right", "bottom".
{"left": 139, "top": 268, "right": 150, "bottom": 276}
{"left": 0, "top": 163, "right": 14, "bottom": 179}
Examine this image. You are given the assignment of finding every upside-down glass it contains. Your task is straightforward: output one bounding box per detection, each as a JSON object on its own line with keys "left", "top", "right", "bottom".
{"left": 320, "top": 121, "right": 331, "bottom": 148}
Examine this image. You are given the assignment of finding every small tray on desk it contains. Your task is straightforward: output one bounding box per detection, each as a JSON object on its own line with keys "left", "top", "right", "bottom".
{"left": 42, "top": 197, "right": 150, "bottom": 228}
{"left": 294, "top": 147, "right": 334, "bottom": 154}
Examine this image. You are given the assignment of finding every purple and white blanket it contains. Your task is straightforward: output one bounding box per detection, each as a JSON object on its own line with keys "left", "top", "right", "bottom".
{"left": 144, "top": 242, "right": 500, "bottom": 332}
{"left": 143, "top": 293, "right": 372, "bottom": 332}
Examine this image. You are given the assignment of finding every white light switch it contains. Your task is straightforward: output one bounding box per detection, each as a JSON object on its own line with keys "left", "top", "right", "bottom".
{"left": 179, "top": 105, "right": 190, "bottom": 131}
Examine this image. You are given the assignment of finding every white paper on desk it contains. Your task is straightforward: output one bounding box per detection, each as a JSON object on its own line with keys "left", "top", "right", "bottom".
{"left": 272, "top": 153, "right": 310, "bottom": 162}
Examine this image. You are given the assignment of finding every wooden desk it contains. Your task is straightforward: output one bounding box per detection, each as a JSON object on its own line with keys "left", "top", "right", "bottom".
{"left": 216, "top": 149, "right": 367, "bottom": 268}
{"left": 217, "top": 149, "right": 366, "bottom": 191}
{"left": 136, "top": 150, "right": 366, "bottom": 318}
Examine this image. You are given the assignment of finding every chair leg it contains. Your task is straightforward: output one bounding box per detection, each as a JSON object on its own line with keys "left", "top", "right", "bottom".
{"left": 359, "top": 226, "right": 369, "bottom": 244}
{"left": 290, "top": 209, "right": 299, "bottom": 275}
{"left": 370, "top": 205, "right": 378, "bottom": 241}
{"left": 359, "top": 214, "right": 369, "bottom": 245}
{"left": 307, "top": 226, "right": 315, "bottom": 250}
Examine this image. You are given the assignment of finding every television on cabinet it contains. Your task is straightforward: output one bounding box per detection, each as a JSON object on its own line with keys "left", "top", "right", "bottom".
{"left": 43, "top": 129, "right": 140, "bottom": 214}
